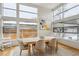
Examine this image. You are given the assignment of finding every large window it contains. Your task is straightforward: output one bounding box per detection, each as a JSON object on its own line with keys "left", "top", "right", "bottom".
{"left": 1, "top": 3, "right": 38, "bottom": 40}
{"left": 2, "top": 4, "right": 38, "bottom": 19}
{"left": 63, "top": 3, "right": 79, "bottom": 11}
{"left": 54, "top": 6, "right": 63, "bottom": 21}
{"left": 19, "top": 21, "right": 37, "bottom": 38}
{"left": 53, "top": 3, "right": 79, "bottom": 21}
{"left": 54, "top": 15, "right": 61, "bottom": 21}
{"left": 3, "top": 3, "right": 16, "bottom": 17}
{"left": 3, "top": 21, "right": 17, "bottom": 40}
{"left": 54, "top": 6, "right": 62, "bottom": 16}
{"left": 19, "top": 5, "right": 37, "bottom": 13}
{"left": 64, "top": 6, "right": 79, "bottom": 18}
{"left": 4, "top": 9, "right": 16, "bottom": 17}
{"left": 19, "top": 5, "right": 37, "bottom": 19}
{"left": 3, "top": 3, "right": 16, "bottom": 9}
{"left": 19, "top": 12, "right": 37, "bottom": 19}
{"left": 53, "top": 3, "right": 79, "bottom": 41}
{"left": 54, "top": 13, "right": 62, "bottom": 21}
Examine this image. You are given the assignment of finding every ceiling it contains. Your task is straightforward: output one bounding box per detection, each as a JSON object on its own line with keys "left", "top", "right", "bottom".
{"left": 32, "top": 3, "right": 60, "bottom": 9}
{"left": 25, "top": 3, "right": 61, "bottom": 10}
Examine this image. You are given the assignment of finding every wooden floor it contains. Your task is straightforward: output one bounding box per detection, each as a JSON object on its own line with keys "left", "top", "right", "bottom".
{"left": 57, "top": 43, "right": 79, "bottom": 56}
{"left": 0, "top": 43, "right": 79, "bottom": 56}
{"left": 0, "top": 47, "right": 16, "bottom": 56}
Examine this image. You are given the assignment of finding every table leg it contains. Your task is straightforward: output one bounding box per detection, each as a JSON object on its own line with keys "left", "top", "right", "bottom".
{"left": 28, "top": 44, "right": 32, "bottom": 56}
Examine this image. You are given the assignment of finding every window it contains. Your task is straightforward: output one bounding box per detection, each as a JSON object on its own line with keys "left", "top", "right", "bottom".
{"left": 54, "top": 15, "right": 60, "bottom": 21}
{"left": 3, "top": 3, "right": 16, "bottom": 9}
{"left": 19, "top": 5, "right": 38, "bottom": 13}
{"left": 19, "top": 22, "right": 37, "bottom": 38}
{"left": 54, "top": 6, "right": 62, "bottom": 16}
{"left": 64, "top": 6, "right": 79, "bottom": 18}
{"left": 3, "top": 3, "right": 16, "bottom": 17}
{"left": 19, "top": 4, "right": 38, "bottom": 19}
{"left": 3, "top": 21, "right": 17, "bottom": 40}
{"left": 54, "top": 14, "right": 62, "bottom": 21}
{"left": 64, "top": 3, "right": 79, "bottom": 11}
{"left": 4, "top": 9, "right": 16, "bottom": 17}
{"left": 19, "top": 12, "right": 37, "bottom": 19}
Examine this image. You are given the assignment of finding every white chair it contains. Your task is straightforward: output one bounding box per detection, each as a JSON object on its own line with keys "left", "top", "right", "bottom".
{"left": 18, "top": 40, "right": 28, "bottom": 56}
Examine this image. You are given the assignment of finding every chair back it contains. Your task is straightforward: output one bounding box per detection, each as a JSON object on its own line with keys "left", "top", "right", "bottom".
{"left": 35, "top": 40, "right": 45, "bottom": 50}
{"left": 17, "top": 39, "right": 28, "bottom": 50}
{"left": 17, "top": 40, "right": 24, "bottom": 46}
{"left": 49, "top": 38, "right": 57, "bottom": 48}
{"left": 49, "top": 38, "right": 58, "bottom": 54}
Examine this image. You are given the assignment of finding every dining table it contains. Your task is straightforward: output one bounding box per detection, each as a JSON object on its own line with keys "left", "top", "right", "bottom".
{"left": 22, "top": 38, "right": 39, "bottom": 56}
{"left": 22, "top": 37, "right": 56, "bottom": 56}
{"left": 23, "top": 41, "right": 36, "bottom": 56}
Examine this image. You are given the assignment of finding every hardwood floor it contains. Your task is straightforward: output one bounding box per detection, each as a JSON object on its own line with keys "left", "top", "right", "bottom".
{"left": 57, "top": 43, "right": 79, "bottom": 56}
{"left": 0, "top": 43, "right": 79, "bottom": 56}
{"left": 0, "top": 47, "right": 16, "bottom": 56}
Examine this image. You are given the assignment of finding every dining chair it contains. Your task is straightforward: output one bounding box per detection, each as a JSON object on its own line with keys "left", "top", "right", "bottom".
{"left": 48, "top": 38, "right": 58, "bottom": 55}
{"left": 18, "top": 40, "right": 28, "bottom": 56}
{"left": 33, "top": 40, "right": 45, "bottom": 56}
{"left": 45, "top": 40, "right": 50, "bottom": 54}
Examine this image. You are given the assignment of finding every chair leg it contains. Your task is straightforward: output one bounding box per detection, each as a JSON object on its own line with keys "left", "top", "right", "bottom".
{"left": 20, "top": 49, "right": 22, "bottom": 56}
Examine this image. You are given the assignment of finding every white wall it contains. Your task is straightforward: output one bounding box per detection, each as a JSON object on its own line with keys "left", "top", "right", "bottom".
{"left": 38, "top": 7, "right": 53, "bottom": 36}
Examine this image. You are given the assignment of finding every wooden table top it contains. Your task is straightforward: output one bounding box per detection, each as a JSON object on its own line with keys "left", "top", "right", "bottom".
{"left": 23, "top": 41, "right": 36, "bottom": 45}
